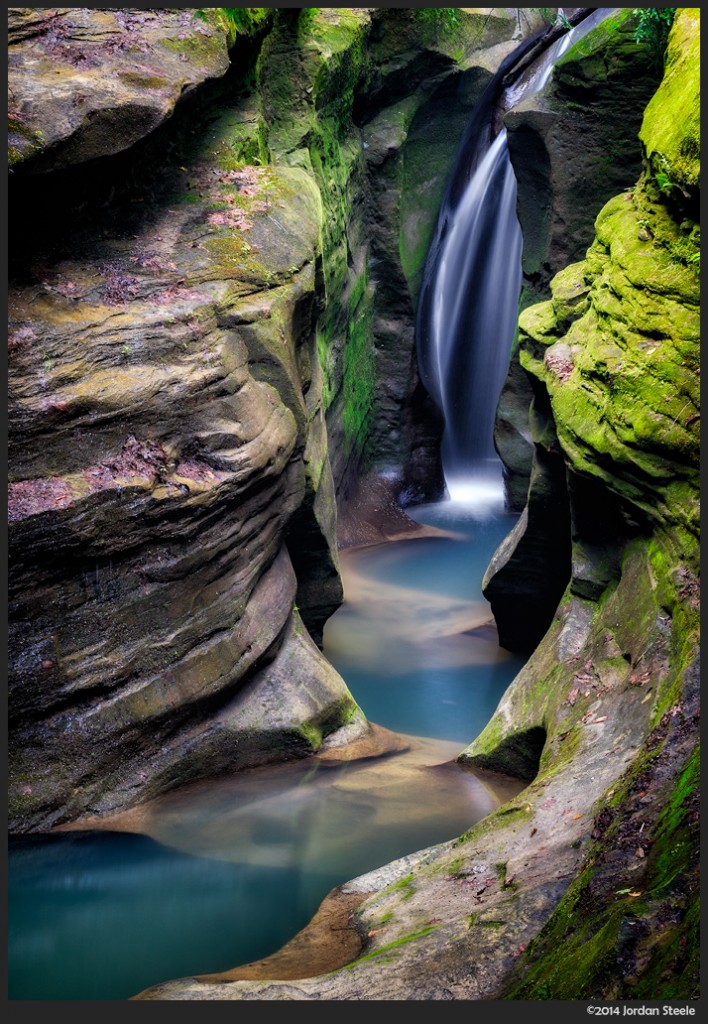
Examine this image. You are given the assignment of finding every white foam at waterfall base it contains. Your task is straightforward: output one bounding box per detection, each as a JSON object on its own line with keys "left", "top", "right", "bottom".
{"left": 443, "top": 462, "right": 507, "bottom": 519}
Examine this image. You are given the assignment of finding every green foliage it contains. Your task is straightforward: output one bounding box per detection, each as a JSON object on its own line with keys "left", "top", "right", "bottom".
{"left": 669, "top": 236, "right": 700, "bottom": 272}
{"left": 655, "top": 170, "right": 672, "bottom": 192}
{"left": 196, "top": 7, "right": 269, "bottom": 39}
{"left": 531, "top": 8, "right": 572, "bottom": 30}
{"left": 632, "top": 8, "right": 676, "bottom": 66}
{"left": 298, "top": 8, "right": 318, "bottom": 31}
{"left": 415, "top": 7, "right": 459, "bottom": 41}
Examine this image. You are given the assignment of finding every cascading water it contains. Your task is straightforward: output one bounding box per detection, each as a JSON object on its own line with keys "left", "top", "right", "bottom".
{"left": 419, "top": 126, "right": 522, "bottom": 507}
{"left": 415, "top": 9, "right": 617, "bottom": 510}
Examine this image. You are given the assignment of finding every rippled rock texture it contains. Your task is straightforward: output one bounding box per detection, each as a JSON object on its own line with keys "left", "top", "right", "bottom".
{"left": 8, "top": 18, "right": 361, "bottom": 830}
{"left": 9, "top": 7, "right": 553, "bottom": 834}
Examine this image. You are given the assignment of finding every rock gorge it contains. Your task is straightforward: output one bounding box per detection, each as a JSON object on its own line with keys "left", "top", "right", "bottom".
{"left": 7, "top": 7, "right": 699, "bottom": 1001}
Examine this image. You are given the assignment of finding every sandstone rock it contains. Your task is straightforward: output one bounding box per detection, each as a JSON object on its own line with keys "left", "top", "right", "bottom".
{"left": 496, "top": 8, "right": 667, "bottom": 505}
{"left": 8, "top": 87, "right": 362, "bottom": 830}
{"left": 8, "top": 8, "right": 237, "bottom": 172}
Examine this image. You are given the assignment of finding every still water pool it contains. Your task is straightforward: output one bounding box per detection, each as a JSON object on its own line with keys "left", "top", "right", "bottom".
{"left": 326, "top": 500, "right": 526, "bottom": 743}
{"left": 8, "top": 499, "right": 526, "bottom": 1000}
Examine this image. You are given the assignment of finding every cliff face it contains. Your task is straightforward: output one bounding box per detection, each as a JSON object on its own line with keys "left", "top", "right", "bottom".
{"left": 496, "top": 7, "right": 668, "bottom": 510}
{"left": 134, "top": 10, "right": 699, "bottom": 1001}
{"left": 253, "top": 7, "right": 542, "bottom": 509}
{"left": 7, "top": 10, "right": 363, "bottom": 831}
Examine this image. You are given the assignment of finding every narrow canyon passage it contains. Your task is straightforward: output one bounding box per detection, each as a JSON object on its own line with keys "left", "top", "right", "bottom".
{"left": 8, "top": 497, "right": 526, "bottom": 1001}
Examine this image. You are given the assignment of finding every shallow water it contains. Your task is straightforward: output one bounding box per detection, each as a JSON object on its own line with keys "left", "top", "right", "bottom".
{"left": 325, "top": 499, "right": 526, "bottom": 742}
{"left": 8, "top": 499, "right": 526, "bottom": 1001}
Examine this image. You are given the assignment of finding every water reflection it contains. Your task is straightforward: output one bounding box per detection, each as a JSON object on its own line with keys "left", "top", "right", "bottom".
{"left": 9, "top": 499, "right": 526, "bottom": 1000}
{"left": 9, "top": 741, "right": 521, "bottom": 1000}
{"left": 324, "top": 501, "right": 525, "bottom": 742}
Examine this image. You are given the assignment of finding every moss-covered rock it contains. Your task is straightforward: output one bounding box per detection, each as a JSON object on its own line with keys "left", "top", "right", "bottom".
{"left": 640, "top": 8, "right": 700, "bottom": 196}
{"left": 496, "top": 8, "right": 669, "bottom": 507}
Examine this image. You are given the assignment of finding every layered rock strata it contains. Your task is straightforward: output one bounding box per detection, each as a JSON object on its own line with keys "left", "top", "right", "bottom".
{"left": 7, "top": 16, "right": 362, "bottom": 831}
{"left": 7, "top": 7, "right": 248, "bottom": 171}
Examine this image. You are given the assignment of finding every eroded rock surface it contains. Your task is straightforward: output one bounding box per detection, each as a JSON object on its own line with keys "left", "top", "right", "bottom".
{"left": 8, "top": 75, "right": 362, "bottom": 830}
{"left": 7, "top": 7, "right": 243, "bottom": 171}
{"left": 496, "top": 8, "right": 667, "bottom": 509}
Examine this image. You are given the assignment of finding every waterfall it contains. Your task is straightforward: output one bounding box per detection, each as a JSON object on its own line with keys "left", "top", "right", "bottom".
{"left": 415, "top": 9, "right": 618, "bottom": 510}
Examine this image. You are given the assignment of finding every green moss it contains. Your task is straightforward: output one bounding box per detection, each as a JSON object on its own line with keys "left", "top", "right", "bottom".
{"left": 413, "top": 8, "right": 460, "bottom": 43}
{"left": 639, "top": 9, "right": 700, "bottom": 190}
{"left": 117, "top": 71, "right": 170, "bottom": 90}
{"left": 344, "top": 924, "right": 440, "bottom": 968}
{"left": 518, "top": 179, "right": 699, "bottom": 541}
{"left": 190, "top": 8, "right": 271, "bottom": 51}
{"left": 8, "top": 115, "right": 45, "bottom": 165}
{"left": 649, "top": 745, "right": 699, "bottom": 895}
{"left": 629, "top": 896, "right": 699, "bottom": 999}
{"left": 556, "top": 9, "right": 634, "bottom": 66}
{"left": 202, "top": 237, "right": 269, "bottom": 281}
{"left": 508, "top": 909, "right": 624, "bottom": 1000}
{"left": 462, "top": 725, "right": 547, "bottom": 781}
{"left": 445, "top": 856, "right": 465, "bottom": 876}
{"left": 455, "top": 800, "right": 534, "bottom": 846}
{"left": 254, "top": 8, "right": 374, "bottom": 467}
{"left": 372, "top": 910, "right": 394, "bottom": 928}
{"left": 341, "top": 267, "right": 376, "bottom": 451}
{"left": 298, "top": 720, "right": 323, "bottom": 751}
{"left": 503, "top": 727, "right": 698, "bottom": 1000}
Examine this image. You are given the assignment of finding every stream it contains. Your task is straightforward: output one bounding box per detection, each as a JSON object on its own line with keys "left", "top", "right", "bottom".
{"left": 8, "top": 497, "right": 526, "bottom": 1001}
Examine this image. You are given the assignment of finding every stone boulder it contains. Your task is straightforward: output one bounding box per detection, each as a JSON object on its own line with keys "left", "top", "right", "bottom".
{"left": 8, "top": 7, "right": 241, "bottom": 172}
